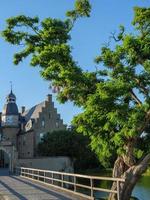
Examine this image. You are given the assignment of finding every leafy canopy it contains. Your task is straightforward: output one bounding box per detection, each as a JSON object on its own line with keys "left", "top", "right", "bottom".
{"left": 1, "top": 1, "right": 150, "bottom": 167}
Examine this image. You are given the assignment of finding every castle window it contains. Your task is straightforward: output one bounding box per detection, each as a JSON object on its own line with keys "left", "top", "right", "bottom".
{"left": 42, "top": 118, "right": 45, "bottom": 128}
{"left": 40, "top": 133, "right": 45, "bottom": 141}
{"left": 56, "top": 122, "right": 59, "bottom": 128}
{"left": 49, "top": 113, "right": 51, "bottom": 119}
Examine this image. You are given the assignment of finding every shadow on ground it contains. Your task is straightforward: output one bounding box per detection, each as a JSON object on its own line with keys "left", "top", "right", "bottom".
{"left": 0, "top": 168, "right": 9, "bottom": 176}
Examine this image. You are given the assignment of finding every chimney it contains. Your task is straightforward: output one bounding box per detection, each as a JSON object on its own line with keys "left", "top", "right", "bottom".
{"left": 21, "top": 106, "right": 25, "bottom": 114}
{"left": 46, "top": 94, "right": 52, "bottom": 102}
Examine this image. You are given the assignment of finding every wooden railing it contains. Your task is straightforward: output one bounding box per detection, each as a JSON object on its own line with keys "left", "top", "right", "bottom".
{"left": 15, "top": 167, "right": 125, "bottom": 200}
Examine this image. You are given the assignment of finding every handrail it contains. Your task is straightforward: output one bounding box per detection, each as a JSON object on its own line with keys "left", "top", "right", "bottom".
{"left": 15, "top": 167, "right": 125, "bottom": 200}
{"left": 16, "top": 166, "right": 125, "bottom": 181}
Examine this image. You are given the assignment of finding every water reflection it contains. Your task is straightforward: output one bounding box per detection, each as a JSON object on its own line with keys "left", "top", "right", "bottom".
{"left": 94, "top": 176, "right": 150, "bottom": 200}
{"left": 132, "top": 176, "right": 150, "bottom": 200}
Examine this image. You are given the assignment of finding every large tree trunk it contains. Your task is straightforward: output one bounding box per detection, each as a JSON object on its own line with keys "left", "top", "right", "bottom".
{"left": 108, "top": 153, "right": 150, "bottom": 200}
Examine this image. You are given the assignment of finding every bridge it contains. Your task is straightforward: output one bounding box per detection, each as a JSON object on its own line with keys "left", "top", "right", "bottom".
{"left": 0, "top": 167, "right": 125, "bottom": 200}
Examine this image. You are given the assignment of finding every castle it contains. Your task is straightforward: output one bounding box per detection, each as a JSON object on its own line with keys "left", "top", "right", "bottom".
{"left": 0, "top": 90, "right": 66, "bottom": 170}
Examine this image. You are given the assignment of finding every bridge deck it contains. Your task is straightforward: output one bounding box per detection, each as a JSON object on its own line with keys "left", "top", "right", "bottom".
{"left": 0, "top": 170, "right": 74, "bottom": 200}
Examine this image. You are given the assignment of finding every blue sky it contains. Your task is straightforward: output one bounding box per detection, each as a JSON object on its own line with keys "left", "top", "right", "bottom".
{"left": 0, "top": 0, "right": 149, "bottom": 125}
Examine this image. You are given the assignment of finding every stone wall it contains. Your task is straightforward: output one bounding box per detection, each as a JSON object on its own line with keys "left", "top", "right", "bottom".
{"left": 17, "top": 131, "right": 34, "bottom": 158}
{"left": 2, "top": 127, "right": 19, "bottom": 147}
{"left": 17, "top": 156, "right": 74, "bottom": 173}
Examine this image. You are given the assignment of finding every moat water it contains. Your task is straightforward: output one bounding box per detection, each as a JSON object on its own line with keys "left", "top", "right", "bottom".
{"left": 81, "top": 170, "right": 150, "bottom": 200}
{"left": 132, "top": 175, "right": 150, "bottom": 200}
{"left": 91, "top": 175, "right": 150, "bottom": 200}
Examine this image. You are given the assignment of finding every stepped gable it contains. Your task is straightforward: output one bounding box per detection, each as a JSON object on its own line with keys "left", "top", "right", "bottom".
{"left": 22, "top": 101, "right": 45, "bottom": 122}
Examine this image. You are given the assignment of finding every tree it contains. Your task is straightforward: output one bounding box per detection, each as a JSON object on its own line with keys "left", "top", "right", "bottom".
{"left": 37, "top": 130, "right": 100, "bottom": 171}
{"left": 1, "top": 1, "right": 150, "bottom": 199}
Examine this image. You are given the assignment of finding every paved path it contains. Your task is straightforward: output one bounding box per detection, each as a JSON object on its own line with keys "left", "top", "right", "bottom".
{"left": 0, "top": 171, "right": 74, "bottom": 200}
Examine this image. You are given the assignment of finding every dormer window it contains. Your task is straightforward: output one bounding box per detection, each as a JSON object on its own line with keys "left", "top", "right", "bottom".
{"left": 11, "top": 98, "right": 15, "bottom": 102}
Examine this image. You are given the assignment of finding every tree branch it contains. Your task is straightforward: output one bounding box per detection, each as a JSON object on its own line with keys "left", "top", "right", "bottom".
{"left": 134, "top": 78, "right": 149, "bottom": 96}
{"left": 27, "top": 24, "right": 45, "bottom": 43}
{"left": 110, "top": 31, "right": 120, "bottom": 42}
{"left": 130, "top": 90, "right": 142, "bottom": 106}
{"left": 137, "top": 109, "right": 150, "bottom": 134}
{"left": 133, "top": 153, "right": 150, "bottom": 175}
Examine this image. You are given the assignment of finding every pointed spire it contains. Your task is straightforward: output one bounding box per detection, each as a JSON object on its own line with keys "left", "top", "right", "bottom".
{"left": 10, "top": 81, "right": 13, "bottom": 94}
{"left": 6, "top": 82, "right": 16, "bottom": 103}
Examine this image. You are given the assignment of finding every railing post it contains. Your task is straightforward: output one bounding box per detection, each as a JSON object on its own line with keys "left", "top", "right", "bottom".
{"left": 38, "top": 170, "right": 39, "bottom": 180}
{"left": 90, "top": 178, "right": 94, "bottom": 198}
{"left": 44, "top": 171, "right": 46, "bottom": 182}
{"left": 74, "top": 176, "right": 76, "bottom": 192}
{"left": 61, "top": 174, "right": 64, "bottom": 188}
{"left": 32, "top": 170, "right": 33, "bottom": 179}
{"left": 117, "top": 180, "right": 120, "bottom": 200}
{"left": 52, "top": 172, "right": 54, "bottom": 185}
{"left": 32, "top": 170, "right": 34, "bottom": 179}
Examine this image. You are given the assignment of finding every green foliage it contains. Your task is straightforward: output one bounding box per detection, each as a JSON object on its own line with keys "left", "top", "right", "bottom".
{"left": 37, "top": 130, "right": 100, "bottom": 170}
{"left": 66, "top": 0, "right": 91, "bottom": 21}
{"left": 1, "top": 2, "right": 150, "bottom": 168}
{"left": 133, "top": 7, "right": 150, "bottom": 34}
